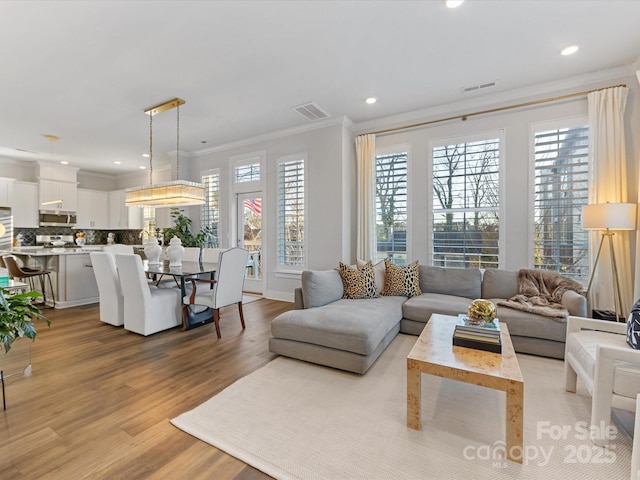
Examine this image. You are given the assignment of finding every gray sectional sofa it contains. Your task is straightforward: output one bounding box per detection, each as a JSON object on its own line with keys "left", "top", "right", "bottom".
{"left": 269, "top": 265, "right": 587, "bottom": 374}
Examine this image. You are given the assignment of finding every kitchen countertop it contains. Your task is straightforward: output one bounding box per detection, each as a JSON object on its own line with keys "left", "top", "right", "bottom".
{"left": 4, "top": 245, "right": 147, "bottom": 256}
{"left": 4, "top": 246, "right": 105, "bottom": 256}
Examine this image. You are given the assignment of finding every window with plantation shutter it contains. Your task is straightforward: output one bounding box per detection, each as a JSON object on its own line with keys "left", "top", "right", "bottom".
{"left": 375, "top": 151, "right": 408, "bottom": 265}
{"left": 533, "top": 123, "right": 589, "bottom": 281}
{"left": 278, "top": 156, "right": 305, "bottom": 267}
{"left": 200, "top": 170, "right": 220, "bottom": 247}
{"left": 431, "top": 135, "right": 501, "bottom": 269}
{"left": 235, "top": 162, "right": 260, "bottom": 183}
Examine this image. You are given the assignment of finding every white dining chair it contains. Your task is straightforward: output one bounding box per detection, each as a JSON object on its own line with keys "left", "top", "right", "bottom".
{"left": 182, "top": 247, "right": 201, "bottom": 263}
{"left": 115, "top": 253, "right": 181, "bottom": 336}
{"left": 90, "top": 252, "right": 124, "bottom": 326}
{"left": 102, "top": 244, "right": 134, "bottom": 254}
{"left": 182, "top": 247, "right": 249, "bottom": 338}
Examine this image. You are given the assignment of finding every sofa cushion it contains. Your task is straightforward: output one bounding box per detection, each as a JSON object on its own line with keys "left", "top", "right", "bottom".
{"left": 271, "top": 296, "right": 406, "bottom": 356}
{"left": 481, "top": 269, "right": 518, "bottom": 299}
{"left": 339, "top": 261, "right": 378, "bottom": 299}
{"left": 567, "top": 330, "right": 640, "bottom": 399}
{"left": 419, "top": 266, "right": 481, "bottom": 299}
{"left": 301, "top": 269, "right": 343, "bottom": 308}
{"left": 402, "top": 293, "right": 473, "bottom": 324}
{"left": 490, "top": 299, "right": 567, "bottom": 342}
{"left": 382, "top": 260, "right": 422, "bottom": 297}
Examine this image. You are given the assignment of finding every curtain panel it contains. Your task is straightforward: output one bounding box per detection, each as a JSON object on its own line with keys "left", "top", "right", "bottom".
{"left": 587, "top": 86, "right": 633, "bottom": 314}
{"left": 355, "top": 134, "right": 376, "bottom": 261}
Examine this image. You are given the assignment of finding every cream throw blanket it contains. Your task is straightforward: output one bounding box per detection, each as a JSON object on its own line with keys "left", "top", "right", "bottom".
{"left": 497, "top": 269, "right": 583, "bottom": 321}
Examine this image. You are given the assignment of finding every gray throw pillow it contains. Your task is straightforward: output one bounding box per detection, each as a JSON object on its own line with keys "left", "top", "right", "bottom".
{"left": 301, "top": 269, "right": 344, "bottom": 308}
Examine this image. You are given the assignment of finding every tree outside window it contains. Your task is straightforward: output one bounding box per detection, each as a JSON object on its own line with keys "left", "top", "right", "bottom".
{"left": 432, "top": 137, "right": 500, "bottom": 269}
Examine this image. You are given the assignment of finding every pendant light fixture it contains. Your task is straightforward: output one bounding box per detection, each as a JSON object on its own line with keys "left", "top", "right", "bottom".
{"left": 125, "top": 98, "right": 205, "bottom": 207}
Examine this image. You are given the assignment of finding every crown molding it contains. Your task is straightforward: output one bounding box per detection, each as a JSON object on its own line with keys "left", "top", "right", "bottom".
{"left": 353, "top": 66, "right": 634, "bottom": 136}
{"left": 193, "top": 116, "right": 354, "bottom": 156}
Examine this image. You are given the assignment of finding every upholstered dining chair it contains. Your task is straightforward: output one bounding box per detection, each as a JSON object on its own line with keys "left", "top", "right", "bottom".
{"left": 102, "top": 244, "right": 134, "bottom": 254}
{"left": 114, "top": 253, "right": 181, "bottom": 336}
{"left": 182, "top": 247, "right": 201, "bottom": 263}
{"left": 564, "top": 316, "right": 640, "bottom": 446}
{"left": 2, "top": 254, "right": 55, "bottom": 307}
{"left": 90, "top": 252, "right": 124, "bottom": 326}
{"left": 182, "top": 247, "right": 249, "bottom": 338}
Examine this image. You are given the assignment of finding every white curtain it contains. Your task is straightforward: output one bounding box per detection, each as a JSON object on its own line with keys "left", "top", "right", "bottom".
{"left": 356, "top": 134, "right": 376, "bottom": 261}
{"left": 587, "top": 86, "right": 633, "bottom": 313}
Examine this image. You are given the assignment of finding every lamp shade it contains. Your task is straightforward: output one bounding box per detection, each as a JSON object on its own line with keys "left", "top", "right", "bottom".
{"left": 582, "top": 202, "right": 637, "bottom": 230}
{"left": 0, "top": 223, "right": 5, "bottom": 238}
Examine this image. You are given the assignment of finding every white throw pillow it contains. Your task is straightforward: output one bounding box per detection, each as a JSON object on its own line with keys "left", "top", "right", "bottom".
{"left": 357, "top": 259, "right": 385, "bottom": 294}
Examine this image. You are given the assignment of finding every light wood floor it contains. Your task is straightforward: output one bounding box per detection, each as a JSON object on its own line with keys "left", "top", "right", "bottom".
{"left": 0, "top": 298, "right": 293, "bottom": 479}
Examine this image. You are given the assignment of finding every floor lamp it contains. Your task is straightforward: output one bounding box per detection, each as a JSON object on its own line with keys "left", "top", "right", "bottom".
{"left": 582, "top": 202, "right": 637, "bottom": 322}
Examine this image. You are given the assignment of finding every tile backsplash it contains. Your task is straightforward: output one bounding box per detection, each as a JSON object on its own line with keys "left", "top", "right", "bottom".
{"left": 14, "top": 228, "right": 143, "bottom": 246}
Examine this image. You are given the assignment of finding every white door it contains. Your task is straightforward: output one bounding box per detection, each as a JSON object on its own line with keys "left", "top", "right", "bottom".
{"left": 237, "top": 192, "right": 262, "bottom": 294}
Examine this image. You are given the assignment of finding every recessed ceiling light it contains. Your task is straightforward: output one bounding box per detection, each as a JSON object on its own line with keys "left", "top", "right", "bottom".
{"left": 139, "top": 166, "right": 146, "bottom": 170}
{"left": 561, "top": 45, "right": 579, "bottom": 56}
{"left": 60, "top": 161, "right": 68, "bottom": 165}
{"left": 114, "top": 161, "right": 121, "bottom": 165}
{"left": 142, "top": 153, "right": 150, "bottom": 158}
{"left": 365, "top": 97, "right": 377, "bottom": 104}
{"left": 445, "top": 0, "right": 464, "bottom": 8}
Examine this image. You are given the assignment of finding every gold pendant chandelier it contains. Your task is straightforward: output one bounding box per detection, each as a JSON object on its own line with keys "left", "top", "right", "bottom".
{"left": 125, "top": 98, "right": 205, "bottom": 207}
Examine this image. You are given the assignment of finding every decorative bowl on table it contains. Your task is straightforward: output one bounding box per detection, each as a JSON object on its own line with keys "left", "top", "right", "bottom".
{"left": 467, "top": 299, "right": 497, "bottom": 325}
{"left": 51, "top": 240, "right": 66, "bottom": 247}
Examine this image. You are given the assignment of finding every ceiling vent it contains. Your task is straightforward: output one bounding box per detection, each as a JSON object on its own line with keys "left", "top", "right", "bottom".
{"left": 461, "top": 80, "right": 497, "bottom": 94}
{"left": 292, "top": 102, "right": 330, "bottom": 121}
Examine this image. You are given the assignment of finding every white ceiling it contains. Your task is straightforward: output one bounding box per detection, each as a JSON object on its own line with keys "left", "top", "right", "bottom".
{"left": 1, "top": 0, "right": 639, "bottom": 175}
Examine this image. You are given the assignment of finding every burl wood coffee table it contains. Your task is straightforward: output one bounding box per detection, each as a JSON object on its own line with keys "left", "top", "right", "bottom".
{"left": 407, "top": 313, "right": 524, "bottom": 463}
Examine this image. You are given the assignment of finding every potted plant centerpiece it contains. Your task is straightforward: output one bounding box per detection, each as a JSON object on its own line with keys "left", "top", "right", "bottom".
{"left": 0, "top": 288, "right": 50, "bottom": 354}
{"left": 162, "top": 209, "right": 215, "bottom": 262}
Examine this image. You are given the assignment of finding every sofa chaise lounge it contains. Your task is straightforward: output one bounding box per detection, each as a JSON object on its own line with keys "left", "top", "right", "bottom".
{"left": 269, "top": 265, "right": 587, "bottom": 374}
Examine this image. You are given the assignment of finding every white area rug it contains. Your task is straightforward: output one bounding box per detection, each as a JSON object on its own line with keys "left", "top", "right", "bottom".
{"left": 171, "top": 334, "right": 632, "bottom": 480}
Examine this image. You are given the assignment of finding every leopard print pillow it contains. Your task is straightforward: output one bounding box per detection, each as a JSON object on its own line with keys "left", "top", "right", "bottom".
{"left": 381, "top": 259, "right": 422, "bottom": 298}
{"left": 338, "top": 261, "right": 379, "bottom": 299}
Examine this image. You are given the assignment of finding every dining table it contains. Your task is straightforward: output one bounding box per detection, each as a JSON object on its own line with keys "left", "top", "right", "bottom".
{"left": 144, "top": 260, "right": 218, "bottom": 331}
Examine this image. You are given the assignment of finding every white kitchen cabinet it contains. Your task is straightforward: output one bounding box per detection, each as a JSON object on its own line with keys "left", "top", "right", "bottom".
{"left": 12, "top": 181, "right": 39, "bottom": 228}
{"left": 77, "top": 189, "right": 109, "bottom": 229}
{"left": 39, "top": 179, "right": 78, "bottom": 212}
{"left": 0, "top": 177, "right": 15, "bottom": 207}
{"left": 108, "top": 189, "right": 143, "bottom": 229}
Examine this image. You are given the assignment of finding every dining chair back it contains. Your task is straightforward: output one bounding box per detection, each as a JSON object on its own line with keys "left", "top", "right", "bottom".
{"left": 115, "top": 253, "right": 181, "bottom": 336}
{"left": 102, "top": 244, "right": 134, "bottom": 254}
{"left": 182, "top": 247, "right": 201, "bottom": 263}
{"left": 90, "top": 252, "right": 124, "bottom": 326}
{"left": 201, "top": 248, "right": 224, "bottom": 264}
{"left": 183, "top": 247, "right": 249, "bottom": 338}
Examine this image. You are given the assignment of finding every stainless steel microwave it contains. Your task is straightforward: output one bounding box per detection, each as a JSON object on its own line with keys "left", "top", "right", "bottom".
{"left": 39, "top": 211, "right": 77, "bottom": 227}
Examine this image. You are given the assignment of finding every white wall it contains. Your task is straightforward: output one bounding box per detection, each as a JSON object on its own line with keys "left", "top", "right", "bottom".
{"left": 190, "top": 119, "right": 352, "bottom": 301}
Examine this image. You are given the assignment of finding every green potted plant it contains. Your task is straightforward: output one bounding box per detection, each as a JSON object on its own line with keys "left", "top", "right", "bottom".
{"left": 0, "top": 289, "right": 51, "bottom": 354}
{"left": 162, "top": 210, "right": 215, "bottom": 248}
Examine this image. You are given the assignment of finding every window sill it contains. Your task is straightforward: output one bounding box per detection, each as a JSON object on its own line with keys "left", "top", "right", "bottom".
{"left": 274, "top": 270, "right": 303, "bottom": 279}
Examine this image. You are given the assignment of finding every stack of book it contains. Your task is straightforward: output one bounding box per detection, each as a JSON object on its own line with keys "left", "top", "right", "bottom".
{"left": 453, "top": 314, "right": 502, "bottom": 353}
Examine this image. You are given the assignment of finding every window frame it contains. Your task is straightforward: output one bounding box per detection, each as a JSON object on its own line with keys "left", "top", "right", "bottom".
{"left": 428, "top": 130, "right": 505, "bottom": 269}
{"left": 374, "top": 144, "right": 411, "bottom": 265}
{"left": 200, "top": 168, "right": 221, "bottom": 248}
{"left": 276, "top": 153, "right": 306, "bottom": 271}
{"left": 528, "top": 116, "right": 589, "bottom": 281}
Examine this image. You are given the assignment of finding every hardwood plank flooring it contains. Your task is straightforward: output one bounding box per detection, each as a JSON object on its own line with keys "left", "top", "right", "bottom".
{"left": 0, "top": 298, "right": 293, "bottom": 479}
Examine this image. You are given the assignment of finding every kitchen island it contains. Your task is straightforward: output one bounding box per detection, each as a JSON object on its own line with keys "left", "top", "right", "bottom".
{"left": 2, "top": 246, "right": 106, "bottom": 309}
